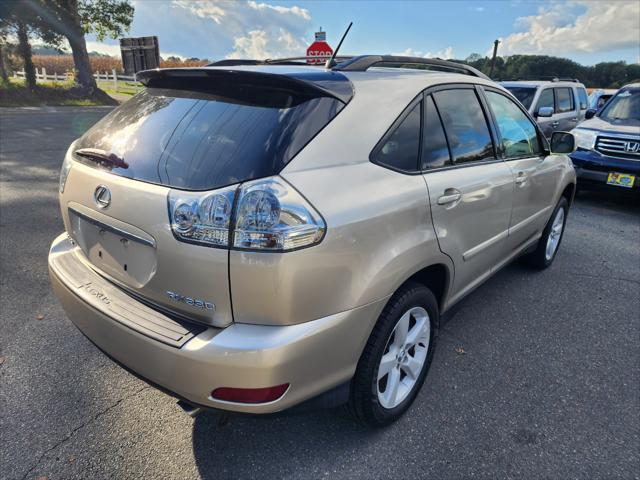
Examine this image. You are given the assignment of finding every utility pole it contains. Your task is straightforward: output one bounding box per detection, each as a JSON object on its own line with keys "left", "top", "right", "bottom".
{"left": 489, "top": 39, "right": 500, "bottom": 78}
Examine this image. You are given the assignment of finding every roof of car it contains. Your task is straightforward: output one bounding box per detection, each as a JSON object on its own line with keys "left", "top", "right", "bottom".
{"left": 137, "top": 61, "right": 506, "bottom": 110}
{"left": 500, "top": 80, "right": 585, "bottom": 88}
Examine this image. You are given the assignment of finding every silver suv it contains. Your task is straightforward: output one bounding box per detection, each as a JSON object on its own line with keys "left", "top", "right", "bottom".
{"left": 49, "top": 56, "right": 577, "bottom": 426}
{"left": 501, "top": 79, "right": 589, "bottom": 138}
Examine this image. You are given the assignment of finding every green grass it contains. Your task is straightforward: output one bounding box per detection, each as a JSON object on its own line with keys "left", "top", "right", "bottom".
{"left": 0, "top": 78, "right": 119, "bottom": 107}
{"left": 98, "top": 80, "right": 142, "bottom": 97}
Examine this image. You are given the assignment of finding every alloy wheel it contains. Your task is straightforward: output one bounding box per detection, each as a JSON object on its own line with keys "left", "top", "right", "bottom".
{"left": 545, "top": 207, "right": 565, "bottom": 261}
{"left": 377, "top": 306, "right": 431, "bottom": 409}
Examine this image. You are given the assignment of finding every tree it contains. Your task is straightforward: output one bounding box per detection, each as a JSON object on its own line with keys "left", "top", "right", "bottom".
{"left": 15, "top": 19, "right": 35, "bottom": 87}
{"left": 23, "top": 0, "right": 133, "bottom": 91}
{"left": 1, "top": 1, "right": 64, "bottom": 89}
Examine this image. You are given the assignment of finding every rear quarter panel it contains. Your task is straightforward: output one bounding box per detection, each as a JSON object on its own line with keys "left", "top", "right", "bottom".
{"left": 230, "top": 163, "right": 452, "bottom": 326}
{"left": 229, "top": 73, "right": 457, "bottom": 326}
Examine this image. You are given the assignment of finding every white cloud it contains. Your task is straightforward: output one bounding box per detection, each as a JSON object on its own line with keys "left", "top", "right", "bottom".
{"left": 500, "top": 1, "right": 640, "bottom": 56}
{"left": 85, "top": 41, "right": 121, "bottom": 56}
{"left": 247, "top": 1, "right": 311, "bottom": 21}
{"left": 394, "top": 46, "right": 455, "bottom": 60}
{"left": 172, "top": 0, "right": 311, "bottom": 59}
{"left": 228, "top": 30, "right": 269, "bottom": 59}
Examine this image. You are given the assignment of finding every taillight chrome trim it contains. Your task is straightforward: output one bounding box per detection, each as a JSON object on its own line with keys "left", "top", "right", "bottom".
{"left": 167, "top": 176, "right": 326, "bottom": 253}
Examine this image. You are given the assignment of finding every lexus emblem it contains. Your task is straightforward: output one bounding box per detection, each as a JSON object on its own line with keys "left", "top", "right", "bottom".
{"left": 625, "top": 141, "right": 639, "bottom": 153}
{"left": 93, "top": 185, "right": 111, "bottom": 209}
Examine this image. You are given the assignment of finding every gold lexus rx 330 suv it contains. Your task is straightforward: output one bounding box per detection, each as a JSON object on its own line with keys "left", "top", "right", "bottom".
{"left": 49, "top": 56, "right": 577, "bottom": 426}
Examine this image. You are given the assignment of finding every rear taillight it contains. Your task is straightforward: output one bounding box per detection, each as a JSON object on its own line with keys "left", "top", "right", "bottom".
{"left": 168, "top": 185, "right": 235, "bottom": 247}
{"left": 59, "top": 152, "right": 73, "bottom": 193}
{"left": 168, "top": 176, "right": 325, "bottom": 251}
{"left": 234, "top": 177, "right": 325, "bottom": 251}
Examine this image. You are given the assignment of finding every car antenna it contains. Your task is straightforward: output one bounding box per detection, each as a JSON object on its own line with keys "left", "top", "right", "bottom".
{"left": 325, "top": 22, "right": 353, "bottom": 69}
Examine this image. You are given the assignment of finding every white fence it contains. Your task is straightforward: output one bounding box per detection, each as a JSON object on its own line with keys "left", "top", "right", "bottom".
{"left": 13, "top": 68, "right": 137, "bottom": 91}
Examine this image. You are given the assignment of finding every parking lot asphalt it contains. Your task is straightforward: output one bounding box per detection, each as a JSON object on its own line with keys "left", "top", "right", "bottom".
{"left": 1, "top": 106, "right": 638, "bottom": 480}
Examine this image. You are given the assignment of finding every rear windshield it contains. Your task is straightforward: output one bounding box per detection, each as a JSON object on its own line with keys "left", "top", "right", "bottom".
{"left": 74, "top": 86, "right": 344, "bottom": 190}
{"left": 504, "top": 86, "right": 536, "bottom": 110}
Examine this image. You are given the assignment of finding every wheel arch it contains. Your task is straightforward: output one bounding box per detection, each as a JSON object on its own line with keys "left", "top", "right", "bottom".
{"left": 561, "top": 182, "right": 576, "bottom": 206}
{"left": 404, "top": 263, "right": 451, "bottom": 315}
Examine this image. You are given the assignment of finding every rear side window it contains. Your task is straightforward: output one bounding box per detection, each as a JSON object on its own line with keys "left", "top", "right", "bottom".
{"left": 536, "top": 89, "right": 555, "bottom": 112}
{"left": 486, "top": 91, "right": 540, "bottom": 158}
{"left": 421, "top": 95, "right": 451, "bottom": 169}
{"left": 433, "top": 89, "right": 494, "bottom": 164}
{"left": 371, "top": 102, "right": 421, "bottom": 172}
{"left": 74, "top": 87, "right": 344, "bottom": 191}
{"left": 577, "top": 88, "right": 588, "bottom": 110}
{"left": 555, "top": 88, "right": 574, "bottom": 113}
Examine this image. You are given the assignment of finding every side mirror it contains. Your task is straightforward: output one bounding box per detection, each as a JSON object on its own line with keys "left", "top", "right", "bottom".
{"left": 536, "top": 106, "right": 554, "bottom": 118}
{"left": 585, "top": 108, "right": 597, "bottom": 120}
{"left": 550, "top": 131, "right": 576, "bottom": 154}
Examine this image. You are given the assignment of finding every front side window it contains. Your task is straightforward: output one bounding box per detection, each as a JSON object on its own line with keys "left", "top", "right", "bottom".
{"left": 486, "top": 91, "right": 540, "bottom": 158}
{"left": 577, "top": 88, "right": 588, "bottom": 110}
{"left": 433, "top": 89, "right": 494, "bottom": 164}
{"left": 536, "top": 89, "right": 555, "bottom": 113}
{"left": 556, "top": 88, "right": 574, "bottom": 113}
{"left": 371, "top": 101, "right": 421, "bottom": 172}
{"left": 421, "top": 96, "right": 451, "bottom": 169}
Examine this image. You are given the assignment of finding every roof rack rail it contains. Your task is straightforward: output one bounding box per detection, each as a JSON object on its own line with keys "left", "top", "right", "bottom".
{"left": 502, "top": 76, "right": 581, "bottom": 83}
{"left": 266, "top": 56, "right": 353, "bottom": 64}
{"left": 331, "top": 55, "right": 490, "bottom": 80}
{"left": 207, "top": 59, "right": 263, "bottom": 67}
{"left": 551, "top": 77, "right": 580, "bottom": 83}
{"left": 208, "top": 56, "right": 353, "bottom": 67}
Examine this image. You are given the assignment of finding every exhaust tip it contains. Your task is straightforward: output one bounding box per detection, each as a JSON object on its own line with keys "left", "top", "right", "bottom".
{"left": 176, "top": 399, "right": 202, "bottom": 417}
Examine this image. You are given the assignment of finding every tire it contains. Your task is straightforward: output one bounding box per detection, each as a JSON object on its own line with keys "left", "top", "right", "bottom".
{"left": 524, "top": 197, "right": 569, "bottom": 269}
{"left": 348, "top": 281, "right": 438, "bottom": 427}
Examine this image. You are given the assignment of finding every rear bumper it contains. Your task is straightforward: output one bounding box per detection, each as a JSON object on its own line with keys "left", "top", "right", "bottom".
{"left": 49, "top": 233, "right": 384, "bottom": 413}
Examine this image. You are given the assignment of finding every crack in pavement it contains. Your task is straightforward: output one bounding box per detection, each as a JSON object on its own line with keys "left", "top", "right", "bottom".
{"left": 571, "top": 272, "right": 640, "bottom": 286}
{"left": 19, "top": 385, "right": 151, "bottom": 480}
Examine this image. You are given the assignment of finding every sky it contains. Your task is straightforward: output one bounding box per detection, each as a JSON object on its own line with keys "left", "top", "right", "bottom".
{"left": 84, "top": 0, "right": 640, "bottom": 66}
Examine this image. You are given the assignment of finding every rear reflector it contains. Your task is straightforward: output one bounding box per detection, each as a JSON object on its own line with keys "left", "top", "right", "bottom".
{"left": 211, "top": 384, "right": 289, "bottom": 404}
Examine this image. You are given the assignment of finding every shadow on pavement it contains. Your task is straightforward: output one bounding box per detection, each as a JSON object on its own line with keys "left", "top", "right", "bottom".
{"left": 574, "top": 186, "right": 639, "bottom": 215}
{"left": 191, "top": 407, "right": 382, "bottom": 479}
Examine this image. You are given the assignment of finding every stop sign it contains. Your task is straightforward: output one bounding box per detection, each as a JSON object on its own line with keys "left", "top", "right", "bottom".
{"left": 307, "top": 30, "right": 333, "bottom": 65}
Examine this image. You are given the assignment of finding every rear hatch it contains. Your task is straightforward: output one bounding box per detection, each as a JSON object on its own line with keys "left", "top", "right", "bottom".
{"left": 60, "top": 67, "right": 349, "bottom": 327}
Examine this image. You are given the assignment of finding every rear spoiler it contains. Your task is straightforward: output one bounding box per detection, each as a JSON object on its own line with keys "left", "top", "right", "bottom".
{"left": 136, "top": 68, "right": 351, "bottom": 104}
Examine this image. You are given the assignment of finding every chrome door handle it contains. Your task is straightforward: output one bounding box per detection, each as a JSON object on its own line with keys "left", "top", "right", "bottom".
{"left": 437, "top": 189, "right": 462, "bottom": 205}
{"left": 551, "top": 121, "right": 559, "bottom": 127}
{"left": 515, "top": 172, "right": 528, "bottom": 185}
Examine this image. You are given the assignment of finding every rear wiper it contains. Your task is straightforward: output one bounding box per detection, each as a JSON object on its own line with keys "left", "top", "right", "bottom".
{"left": 74, "top": 148, "right": 129, "bottom": 169}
